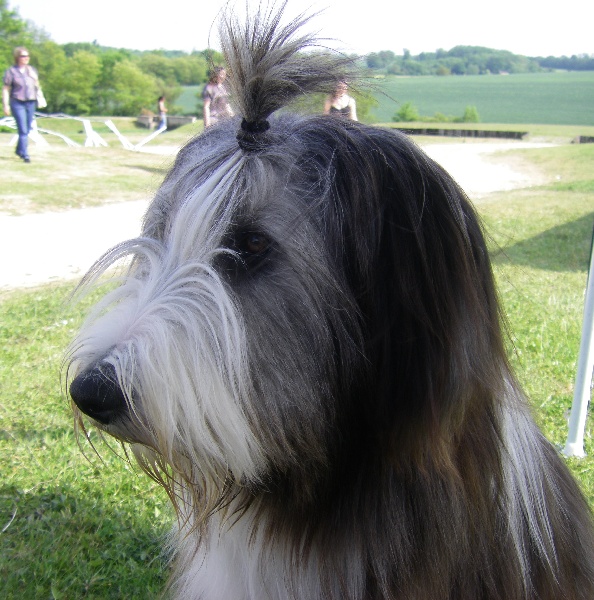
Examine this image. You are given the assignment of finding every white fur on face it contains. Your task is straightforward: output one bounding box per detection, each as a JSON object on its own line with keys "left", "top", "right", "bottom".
{"left": 69, "top": 154, "right": 270, "bottom": 486}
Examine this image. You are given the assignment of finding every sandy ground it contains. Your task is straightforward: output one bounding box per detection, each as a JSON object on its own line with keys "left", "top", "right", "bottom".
{"left": 0, "top": 140, "right": 553, "bottom": 292}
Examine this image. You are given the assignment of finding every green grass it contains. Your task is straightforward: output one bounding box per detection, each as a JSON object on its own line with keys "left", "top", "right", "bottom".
{"left": 370, "top": 71, "right": 594, "bottom": 125}
{"left": 1, "top": 136, "right": 593, "bottom": 598}
{"left": 2, "top": 120, "right": 592, "bottom": 216}
{"left": 479, "top": 145, "right": 594, "bottom": 472}
{"left": 526, "top": 144, "right": 594, "bottom": 190}
{"left": 0, "top": 145, "right": 169, "bottom": 214}
{"left": 0, "top": 284, "right": 171, "bottom": 599}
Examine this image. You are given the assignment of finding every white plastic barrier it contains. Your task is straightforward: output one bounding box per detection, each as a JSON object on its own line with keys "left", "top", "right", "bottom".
{"left": 104, "top": 119, "right": 135, "bottom": 150}
{"left": 2, "top": 115, "right": 78, "bottom": 147}
{"left": 134, "top": 125, "right": 167, "bottom": 150}
{"left": 35, "top": 123, "right": 80, "bottom": 147}
{"left": 82, "top": 119, "right": 108, "bottom": 147}
{"left": 3, "top": 113, "right": 176, "bottom": 153}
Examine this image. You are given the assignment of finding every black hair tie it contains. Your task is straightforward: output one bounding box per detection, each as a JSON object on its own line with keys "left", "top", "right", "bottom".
{"left": 237, "top": 118, "right": 271, "bottom": 151}
{"left": 240, "top": 118, "right": 270, "bottom": 134}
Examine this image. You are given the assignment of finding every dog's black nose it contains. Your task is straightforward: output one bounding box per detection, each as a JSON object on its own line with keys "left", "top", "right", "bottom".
{"left": 70, "top": 363, "right": 127, "bottom": 425}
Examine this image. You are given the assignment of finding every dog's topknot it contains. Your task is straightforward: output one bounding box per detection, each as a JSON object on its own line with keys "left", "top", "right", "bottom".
{"left": 219, "top": 0, "right": 357, "bottom": 150}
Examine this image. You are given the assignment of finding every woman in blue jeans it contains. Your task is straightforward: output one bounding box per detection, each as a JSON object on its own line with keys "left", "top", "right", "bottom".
{"left": 2, "top": 47, "right": 41, "bottom": 163}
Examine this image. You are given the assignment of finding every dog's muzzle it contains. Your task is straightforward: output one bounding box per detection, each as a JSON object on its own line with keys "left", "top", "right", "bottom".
{"left": 70, "top": 362, "right": 127, "bottom": 425}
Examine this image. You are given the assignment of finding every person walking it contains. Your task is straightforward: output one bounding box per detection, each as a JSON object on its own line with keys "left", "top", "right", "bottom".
{"left": 158, "top": 95, "right": 168, "bottom": 129}
{"left": 202, "top": 67, "right": 233, "bottom": 128}
{"left": 2, "top": 47, "right": 41, "bottom": 163}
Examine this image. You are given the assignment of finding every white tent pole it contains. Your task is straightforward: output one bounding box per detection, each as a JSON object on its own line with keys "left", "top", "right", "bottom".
{"left": 564, "top": 226, "right": 594, "bottom": 457}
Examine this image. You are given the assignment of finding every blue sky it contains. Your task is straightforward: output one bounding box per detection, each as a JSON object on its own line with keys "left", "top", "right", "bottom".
{"left": 12, "top": 0, "right": 593, "bottom": 57}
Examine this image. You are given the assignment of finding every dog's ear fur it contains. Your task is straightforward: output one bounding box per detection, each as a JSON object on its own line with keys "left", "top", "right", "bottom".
{"left": 300, "top": 122, "right": 510, "bottom": 472}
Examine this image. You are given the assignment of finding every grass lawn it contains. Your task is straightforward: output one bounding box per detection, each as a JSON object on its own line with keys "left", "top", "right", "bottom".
{"left": 0, "top": 131, "right": 593, "bottom": 598}
{"left": 0, "top": 285, "right": 170, "bottom": 599}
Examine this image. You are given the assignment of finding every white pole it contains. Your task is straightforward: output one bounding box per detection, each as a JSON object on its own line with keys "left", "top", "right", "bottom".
{"left": 564, "top": 230, "right": 594, "bottom": 457}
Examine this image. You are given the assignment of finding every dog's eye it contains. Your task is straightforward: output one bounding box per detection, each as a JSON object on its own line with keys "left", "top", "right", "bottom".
{"left": 217, "top": 230, "right": 273, "bottom": 276}
{"left": 235, "top": 232, "right": 271, "bottom": 256}
{"left": 242, "top": 233, "right": 270, "bottom": 255}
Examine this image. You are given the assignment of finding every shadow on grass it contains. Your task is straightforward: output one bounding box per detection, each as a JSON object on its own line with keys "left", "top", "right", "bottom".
{"left": 0, "top": 483, "right": 168, "bottom": 599}
{"left": 128, "top": 164, "right": 170, "bottom": 176}
{"left": 492, "top": 212, "right": 594, "bottom": 272}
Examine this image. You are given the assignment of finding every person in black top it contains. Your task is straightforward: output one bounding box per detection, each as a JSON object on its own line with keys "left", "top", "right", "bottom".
{"left": 324, "top": 80, "right": 357, "bottom": 121}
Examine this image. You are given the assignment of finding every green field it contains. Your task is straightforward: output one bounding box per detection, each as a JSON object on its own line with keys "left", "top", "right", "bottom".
{"left": 370, "top": 71, "right": 594, "bottom": 125}
{"left": 174, "top": 86, "right": 203, "bottom": 115}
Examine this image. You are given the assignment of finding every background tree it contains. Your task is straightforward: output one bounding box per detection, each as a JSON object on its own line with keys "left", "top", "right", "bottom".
{"left": 202, "top": 48, "right": 225, "bottom": 70}
{"left": 93, "top": 49, "right": 133, "bottom": 114}
{"left": 54, "top": 51, "right": 101, "bottom": 114}
{"left": 461, "top": 105, "right": 480, "bottom": 122}
{"left": 32, "top": 41, "right": 66, "bottom": 112}
{"left": 0, "top": 0, "right": 32, "bottom": 69}
{"left": 110, "top": 60, "right": 158, "bottom": 115}
{"left": 171, "top": 54, "right": 208, "bottom": 85}
{"left": 62, "top": 41, "right": 102, "bottom": 57}
{"left": 139, "top": 53, "right": 177, "bottom": 86}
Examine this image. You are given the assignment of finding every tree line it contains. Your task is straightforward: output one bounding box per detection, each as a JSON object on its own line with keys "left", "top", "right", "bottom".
{"left": 366, "top": 46, "right": 594, "bottom": 76}
{"left": 538, "top": 55, "right": 594, "bottom": 71}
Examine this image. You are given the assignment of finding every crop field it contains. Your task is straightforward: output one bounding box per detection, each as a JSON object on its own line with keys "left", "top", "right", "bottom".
{"left": 370, "top": 71, "right": 594, "bottom": 125}
{"left": 175, "top": 72, "right": 594, "bottom": 126}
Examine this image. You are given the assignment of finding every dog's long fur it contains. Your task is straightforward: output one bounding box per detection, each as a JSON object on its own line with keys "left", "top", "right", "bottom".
{"left": 67, "top": 4, "right": 594, "bottom": 599}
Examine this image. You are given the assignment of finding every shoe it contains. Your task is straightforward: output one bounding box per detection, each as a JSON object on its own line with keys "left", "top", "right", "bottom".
{"left": 23, "top": 156, "right": 30, "bottom": 163}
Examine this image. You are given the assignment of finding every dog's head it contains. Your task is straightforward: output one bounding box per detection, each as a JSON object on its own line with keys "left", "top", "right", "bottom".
{"left": 68, "top": 5, "right": 508, "bottom": 517}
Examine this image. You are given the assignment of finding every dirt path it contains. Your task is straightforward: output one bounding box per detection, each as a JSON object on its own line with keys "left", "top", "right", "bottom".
{"left": 424, "top": 141, "right": 551, "bottom": 197}
{"left": 0, "top": 141, "right": 553, "bottom": 292}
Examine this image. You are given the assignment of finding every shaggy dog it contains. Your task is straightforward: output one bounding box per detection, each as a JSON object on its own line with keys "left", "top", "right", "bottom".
{"left": 67, "top": 4, "right": 594, "bottom": 599}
